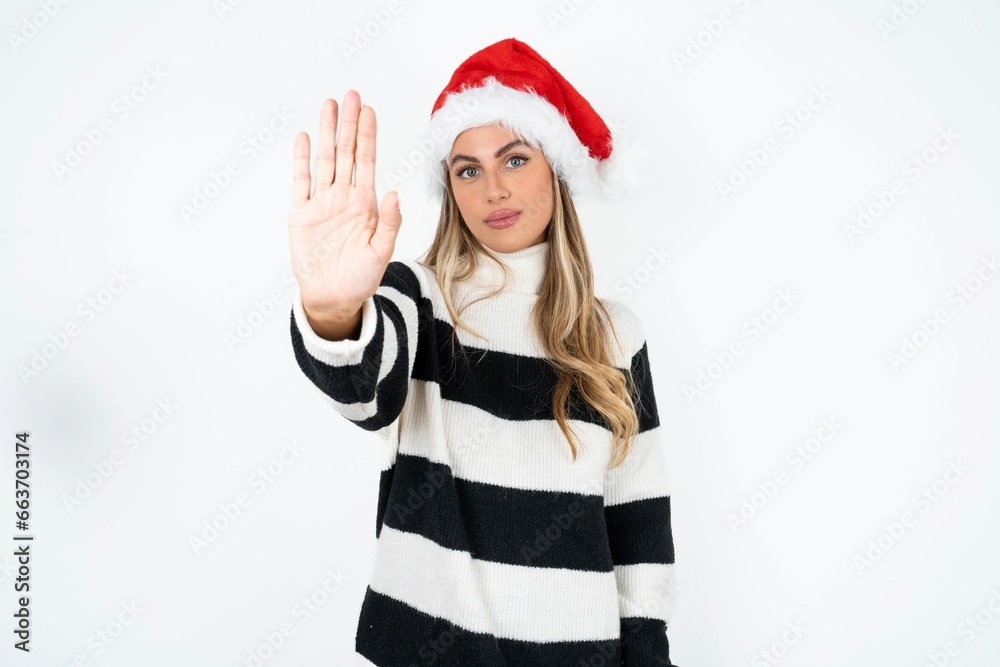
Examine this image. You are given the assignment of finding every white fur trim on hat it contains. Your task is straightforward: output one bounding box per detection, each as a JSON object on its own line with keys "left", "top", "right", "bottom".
{"left": 419, "top": 76, "right": 644, "bottom": 201}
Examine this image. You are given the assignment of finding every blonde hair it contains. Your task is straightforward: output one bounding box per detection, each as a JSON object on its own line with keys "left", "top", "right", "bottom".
{"left": 416, "top": 158, "right": 643, "bottom": 469}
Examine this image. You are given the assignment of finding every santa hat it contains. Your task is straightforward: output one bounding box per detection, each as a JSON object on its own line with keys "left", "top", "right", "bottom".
{"left": 420, "top": 37, "right": 643, "bottom": 201}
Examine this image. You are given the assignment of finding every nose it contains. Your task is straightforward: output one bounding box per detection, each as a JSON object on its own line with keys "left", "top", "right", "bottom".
{"left": 485, "top": 169, "right": 509, "bottom": 204}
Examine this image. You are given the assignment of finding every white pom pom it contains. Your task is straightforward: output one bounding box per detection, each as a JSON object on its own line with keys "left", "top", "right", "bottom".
{"left": 595, "top": 129, "right": 650, "bottom": 200}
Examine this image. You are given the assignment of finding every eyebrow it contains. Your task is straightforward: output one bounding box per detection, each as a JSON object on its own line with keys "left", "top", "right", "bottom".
{"left": 449, "top": 139, "right": 532, "bottom": 167}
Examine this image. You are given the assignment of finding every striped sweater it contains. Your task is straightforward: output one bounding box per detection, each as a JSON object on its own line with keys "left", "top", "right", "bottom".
{"left": 289, "top": 240, "right": 677, "bottom": 666}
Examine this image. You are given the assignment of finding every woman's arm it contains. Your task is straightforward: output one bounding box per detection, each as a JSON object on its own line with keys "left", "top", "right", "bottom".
{"left": 302, "top": 300, "right": 363, "bottom": 342}
{"left": 289, "top": 261, "right": 424, "bottom": 435}
{"left": 605, "top": 330, "right": 679, "bottom": 667}
{"left": 285, "top": 89, "right": 413, "bottom": 436}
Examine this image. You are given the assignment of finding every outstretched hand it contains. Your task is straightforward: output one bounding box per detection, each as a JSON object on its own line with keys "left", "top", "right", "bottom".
{"left": 288, "top": 89, "right": 402, "bottom": 321}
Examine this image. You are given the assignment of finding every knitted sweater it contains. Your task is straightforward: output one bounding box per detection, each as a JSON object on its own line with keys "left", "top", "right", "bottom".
{"left": 288, "top": 240, "right": 677, "bottom": 667}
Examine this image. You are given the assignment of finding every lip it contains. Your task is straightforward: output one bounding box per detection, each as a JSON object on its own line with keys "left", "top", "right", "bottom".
{"left": 485, "top": 209, "right": 521, "bottom": 229}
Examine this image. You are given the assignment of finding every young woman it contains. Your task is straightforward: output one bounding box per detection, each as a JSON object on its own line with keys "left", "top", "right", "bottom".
{"left": 287, "top": 38, "right": 678, "bottom": 667}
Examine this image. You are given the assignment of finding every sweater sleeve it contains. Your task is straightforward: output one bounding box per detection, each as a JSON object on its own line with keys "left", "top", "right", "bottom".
{"left": 605, "top": 328, "right": 679, "bottom": 667}
{"left": 288, "top": 261, "right": 423, "bottom": 438}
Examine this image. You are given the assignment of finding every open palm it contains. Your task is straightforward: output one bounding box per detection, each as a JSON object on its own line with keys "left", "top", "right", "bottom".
{"left": 288, "top": 90, "right": 402, "bottom": 320}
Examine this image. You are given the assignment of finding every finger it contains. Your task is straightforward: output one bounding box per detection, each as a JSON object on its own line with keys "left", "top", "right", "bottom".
{"left": 314, "top": 98, "right": 338, "bottom": 192}
{"left": 291, "top": 131, "right": 312, "bottom": 206}
{"left": 355, "top": 104, "right": 377, "bottom": 191}
{"left": 371, "top": 190, "right": 402, "bottom": 261}
{"left": 333, "top": 89, "right": 361, "bottom": 187}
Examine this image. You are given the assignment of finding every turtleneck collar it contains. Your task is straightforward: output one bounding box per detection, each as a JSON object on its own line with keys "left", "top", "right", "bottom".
{"left": 463, "top": 240, "right": 550, "bottom": 296}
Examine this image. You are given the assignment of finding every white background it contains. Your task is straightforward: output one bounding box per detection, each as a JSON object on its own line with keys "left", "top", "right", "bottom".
{"left": 2, "top": 0, "right": 999, "bottom": 665}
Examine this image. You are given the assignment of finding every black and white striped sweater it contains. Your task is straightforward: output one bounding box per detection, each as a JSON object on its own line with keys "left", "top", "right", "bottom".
{"left": 289, "top": 240, "right": 677, "bottom": 666}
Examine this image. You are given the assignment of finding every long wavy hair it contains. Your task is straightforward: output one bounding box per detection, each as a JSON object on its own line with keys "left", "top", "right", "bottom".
{"left": 415, "top": 150, "right": 643, "bottom": 469}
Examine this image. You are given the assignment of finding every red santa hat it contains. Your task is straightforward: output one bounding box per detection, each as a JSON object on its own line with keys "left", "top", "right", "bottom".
{"left": 420, "top": 37, "right": 643, "bottom": 201}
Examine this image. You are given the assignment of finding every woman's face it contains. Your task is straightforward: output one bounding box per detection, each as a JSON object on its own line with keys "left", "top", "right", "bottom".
{"left": 448, "top": 124, "right": 554, "bottom": 253}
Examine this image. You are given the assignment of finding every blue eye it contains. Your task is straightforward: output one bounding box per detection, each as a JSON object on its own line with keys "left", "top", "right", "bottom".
{"left": 454, "top": 155, "right": 529, "bottom": 180}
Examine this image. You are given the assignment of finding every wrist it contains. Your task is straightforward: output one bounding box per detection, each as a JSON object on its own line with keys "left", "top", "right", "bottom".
{"left": 302, "top": 301, "right": 365, "bottom": 341}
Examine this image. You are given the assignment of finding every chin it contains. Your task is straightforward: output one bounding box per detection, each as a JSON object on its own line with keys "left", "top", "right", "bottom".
{"left": 472, "top": 223, "right": 545, "bottom": 253}
{"left": 480, "top": 240, "right": 511, "bottom": 253}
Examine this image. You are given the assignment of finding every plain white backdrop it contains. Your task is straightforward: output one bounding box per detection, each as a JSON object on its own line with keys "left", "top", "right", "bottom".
{"left": 2, "top": 0, "right": 999, "bottom": 665}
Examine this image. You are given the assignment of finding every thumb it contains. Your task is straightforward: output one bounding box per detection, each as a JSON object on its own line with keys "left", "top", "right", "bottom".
{"left": 371, "top": 190, "right": 402, "bottom": 261}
